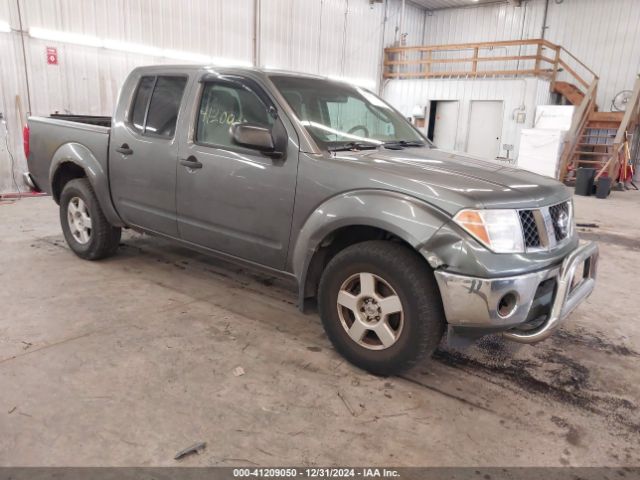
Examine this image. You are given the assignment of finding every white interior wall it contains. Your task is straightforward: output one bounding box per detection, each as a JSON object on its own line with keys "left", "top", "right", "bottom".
{"left": 383, "top": 77, "right": 552, "bottom": 159}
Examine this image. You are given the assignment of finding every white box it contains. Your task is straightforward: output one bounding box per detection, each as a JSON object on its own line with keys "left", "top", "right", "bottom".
{"left": 517, "top": 128, "right": 566, "bottom": 178}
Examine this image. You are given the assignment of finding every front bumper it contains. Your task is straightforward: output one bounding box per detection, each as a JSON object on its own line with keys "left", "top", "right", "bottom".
{"left": 434, "top": 241, "right": 599, "bottom": 344}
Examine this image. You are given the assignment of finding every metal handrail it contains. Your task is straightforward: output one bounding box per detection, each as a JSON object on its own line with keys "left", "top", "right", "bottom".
{"left": 595, "top": 75, "right": 640, "bottom": 181}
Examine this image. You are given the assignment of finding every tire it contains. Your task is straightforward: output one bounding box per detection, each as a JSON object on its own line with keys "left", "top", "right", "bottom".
{"left": 59, "top": 178, "right": 121, "bottom": 260}
{"left": 318, "top": 240, "right": 445, "bottom": 376}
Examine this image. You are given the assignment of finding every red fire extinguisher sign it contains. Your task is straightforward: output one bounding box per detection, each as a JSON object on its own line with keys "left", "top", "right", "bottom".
{"left": 46, "top": 47, "right": 58, "bottom": 65}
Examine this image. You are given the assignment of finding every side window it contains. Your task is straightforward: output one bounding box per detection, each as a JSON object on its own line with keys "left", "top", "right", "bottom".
{"left": 129, "top": 75, "right": 187, "bottom": 138}
{"left": 145, "top": 77, "right": 187, "bottom": 138}
{"left": 130, "top": 76, "right": 155, "bottom": 133}
{"left": 196, "top": 82, "right": 273, "bottom": 148}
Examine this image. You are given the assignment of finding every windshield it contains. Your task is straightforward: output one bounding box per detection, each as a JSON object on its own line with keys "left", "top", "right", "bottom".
{"left": 269, "top": 75, "right": 429, "bottom": 150}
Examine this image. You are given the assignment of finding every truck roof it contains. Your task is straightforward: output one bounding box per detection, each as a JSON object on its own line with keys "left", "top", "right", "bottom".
{"left": 130, "top": 64, "right": 341, "bottom": 83}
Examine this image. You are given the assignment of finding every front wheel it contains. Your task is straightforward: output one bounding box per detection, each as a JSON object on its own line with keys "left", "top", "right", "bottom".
{"left": 59, "top": 178, "right": 121, "bottom": 260}
{"left": 318, "top": 241, "right": 445, "bottom": 376}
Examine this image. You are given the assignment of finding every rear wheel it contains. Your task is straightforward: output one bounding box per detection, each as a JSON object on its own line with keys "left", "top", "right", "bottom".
{"left": 59, "top": 178, "right": 121, "bottom": 260}
{"left": 318, "top": 240, "right": 445, "bottom": 376}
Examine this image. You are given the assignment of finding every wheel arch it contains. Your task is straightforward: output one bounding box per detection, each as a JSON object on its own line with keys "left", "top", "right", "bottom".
{"left": 49, "top": 143, "right": 124, "bottom": 227}
{"left": 291, "top": 190, "right": 450, "bottom": 311}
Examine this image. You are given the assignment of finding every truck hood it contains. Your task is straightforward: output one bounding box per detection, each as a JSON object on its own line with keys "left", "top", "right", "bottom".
{"left": 332, "top": 147, "right": 571, "bottom": 215}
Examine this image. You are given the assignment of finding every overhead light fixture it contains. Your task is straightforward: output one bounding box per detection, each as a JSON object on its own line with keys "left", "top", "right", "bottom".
{"left": 28, "top": 26, "right": 249, "bottom": 67}
{"left": 29, "top": 27, "right": 102, "bottom": 48}
{"left": 104, "top": 39, "right": 163, "bottom": 57}
{"left": 0, "top": 20, "right": 11, "bottom": 33}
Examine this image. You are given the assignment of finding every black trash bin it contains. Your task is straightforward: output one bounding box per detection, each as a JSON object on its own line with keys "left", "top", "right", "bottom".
{"left": 596, "top": 176, "right": 612, "bottom": 199}
{"left": 575, "top": 168, "right": 596, "bottom": 196}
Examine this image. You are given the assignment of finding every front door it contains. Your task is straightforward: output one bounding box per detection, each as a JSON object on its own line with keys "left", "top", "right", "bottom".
{"left": 109, "top": 74, "right": 188, "bottom": 236}
{"left": 176, "top": 77, "right": 298, "bottom": 270}
{"left": 466, "top": 100, "right": 503, "bottom": 159}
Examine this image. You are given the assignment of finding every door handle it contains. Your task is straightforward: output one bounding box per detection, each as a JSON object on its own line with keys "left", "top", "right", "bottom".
{"left": 180, "top": 156, "right": 203, "bottom": 169}
{"left": 116, "top": 144, "right": 133, "bottom": 155}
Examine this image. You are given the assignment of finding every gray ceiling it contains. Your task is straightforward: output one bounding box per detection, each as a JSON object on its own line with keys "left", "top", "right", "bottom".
{"left": 409, "top": 0, "right": 508, "bottom": 10}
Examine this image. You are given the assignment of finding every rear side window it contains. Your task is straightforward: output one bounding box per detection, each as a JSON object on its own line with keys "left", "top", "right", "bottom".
{"left": 129, "top": 75, "right": 187, "bottom": 138}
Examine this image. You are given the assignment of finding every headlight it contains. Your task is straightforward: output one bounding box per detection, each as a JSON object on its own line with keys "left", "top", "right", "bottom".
{"left": 453, "top": 209, "right": 524, "bottom": 253}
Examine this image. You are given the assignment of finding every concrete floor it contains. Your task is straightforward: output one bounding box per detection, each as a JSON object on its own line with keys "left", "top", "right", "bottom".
{"left": 0, "top": 192, "right": 639, "bottom": 467}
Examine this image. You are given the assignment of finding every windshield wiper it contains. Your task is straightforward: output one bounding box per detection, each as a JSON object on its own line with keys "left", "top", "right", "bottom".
{"left": 327, "top": 141, "right": 380, "bottom": 152}
{"left": 383, "top": 140, "right": 426, "bottom": 150}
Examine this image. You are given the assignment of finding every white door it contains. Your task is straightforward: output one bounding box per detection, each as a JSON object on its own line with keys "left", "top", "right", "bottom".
{"left": 432, "top": 101, "right": 459, "bottom": 150}
{"left": 467, "top": 100, "right": 503, "bottom": 159}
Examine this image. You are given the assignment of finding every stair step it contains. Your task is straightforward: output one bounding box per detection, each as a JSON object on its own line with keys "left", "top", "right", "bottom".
{"left": 573, "top": 160, "right": 608, "bottom": 164}
{"left": 573, "top": 151, "right": 613, "bottom": 156}
{"left": 577, "top": 143, "right": 613, "bottom": 148}
{"left": 589, "top": 111, "right": 625, "bottom": 122}
{"left": 581, "top": 134, "right": 616, "bottom": 138}
{"left": 586, "top": 122, "right": 622, "bottom": 129}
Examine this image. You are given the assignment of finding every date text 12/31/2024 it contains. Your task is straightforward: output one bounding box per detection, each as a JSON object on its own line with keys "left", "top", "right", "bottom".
{"left": 233, "top": 468, "right": 400, "bottom": 478}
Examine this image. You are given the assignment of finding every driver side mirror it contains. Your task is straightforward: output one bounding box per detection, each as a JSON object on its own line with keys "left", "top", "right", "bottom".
{"left": 231, "top": 123, "right": 285, "bottom": 158}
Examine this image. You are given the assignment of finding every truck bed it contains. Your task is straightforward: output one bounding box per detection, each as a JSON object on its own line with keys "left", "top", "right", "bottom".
{"left": 27, "top": 116, "right": 111, "bottom": 194}
{"left": 50, "top": 114, "right": 112, "bottom": 128}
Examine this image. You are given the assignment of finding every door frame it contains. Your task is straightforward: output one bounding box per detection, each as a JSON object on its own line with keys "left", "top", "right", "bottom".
{"left": 428, "top": 99, "right": 460, "bottom": 150}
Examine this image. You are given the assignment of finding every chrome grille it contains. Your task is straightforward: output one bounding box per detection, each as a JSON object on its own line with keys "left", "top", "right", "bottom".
{"left": 518, "top": 210, "right": 541, "bottom": 248}
{"left": 518, "top": 201, "right": 572, "bottom": 251}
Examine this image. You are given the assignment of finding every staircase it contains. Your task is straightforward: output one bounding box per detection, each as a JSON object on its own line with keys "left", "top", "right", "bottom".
{"left": 556, "top": 76, "right": 640, "bottom": 183}
{"left": 566, "top": 111, "right": 624, "bottom": 172}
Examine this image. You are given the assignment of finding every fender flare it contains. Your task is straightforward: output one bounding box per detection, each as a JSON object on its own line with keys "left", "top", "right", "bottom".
{"left": 290, "top": 189, "right": 451, "bottom": 308}
{"left": 49, "top": 142, "right": 124, "bottom": 227}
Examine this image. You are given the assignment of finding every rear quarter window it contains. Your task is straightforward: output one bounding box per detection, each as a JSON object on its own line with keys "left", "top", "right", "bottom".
{"left": 130, "top": 76, "right": 155, "bottom": 133}
{"left": 129, "top": 75, "right": 188, "bottom": 138}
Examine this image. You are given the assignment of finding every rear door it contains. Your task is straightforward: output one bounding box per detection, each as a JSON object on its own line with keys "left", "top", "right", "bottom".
{"left": 109, "top": 74, "right": 189, "bottom": 236}
{"left": 176, "top": 76, "right": 299, "bottom": 269}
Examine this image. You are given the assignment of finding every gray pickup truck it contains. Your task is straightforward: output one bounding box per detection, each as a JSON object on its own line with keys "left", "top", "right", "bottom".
{"left": 26, "top": 65, "right": 598, "bottom": 375}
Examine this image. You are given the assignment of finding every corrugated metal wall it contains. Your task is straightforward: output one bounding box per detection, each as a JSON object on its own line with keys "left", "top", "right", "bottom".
{"left": 260, "top": 0, "right": 386, "bottom": 81}
{"left": 0, "top": 0, "right": 393, "bottom": 193}
{"left": 421, "top": 0, "right": 543, "bottom": 44}
{"left": 418, "top": 0, "right": 640, "bottom": 109}
{"left": 0, "top": 0, "right": 28, "bottom": 194}
{"left": 383, "top": 0, "right": 426, "bottom": 47}
{"left": 543, "top": 0, "right": 640, "bottom": 111}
